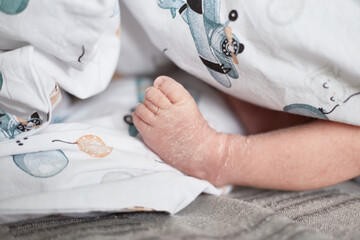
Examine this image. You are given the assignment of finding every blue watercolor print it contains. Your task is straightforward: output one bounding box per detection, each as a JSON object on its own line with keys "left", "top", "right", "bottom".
{"left": 0, "top": 110, "right": 23, "bottom": 141}
{"left": 123, "top": 111, "right": 138, "bottom": 137}
{"left": 283, "top": 104, "right": 328, "bottom": 120}
{"left": 13, "top": 150, "right": 69, "bottom": 178}
{"left": 0, "top": 72, "right": 3, "bottom": 91}
{"left": 158, "top": 0, "right": 244, "bottom": 88}
{"left": 0, "top": 0, "right": 29, "bottom": 14}
{"left": 0, "top": 111, "right": 43, "bottom": 142}
{"left": 109, "top": 0, "right": 120, "bottom": 18}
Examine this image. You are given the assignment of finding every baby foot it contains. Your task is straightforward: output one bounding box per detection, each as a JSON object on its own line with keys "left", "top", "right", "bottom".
{"left": 133, "top": 76, "right": 229, "bottom": 186}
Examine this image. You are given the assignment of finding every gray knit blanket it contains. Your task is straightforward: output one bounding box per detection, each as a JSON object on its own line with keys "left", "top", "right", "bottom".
{"left": 1, "top": 180, "right": 360, "bottom": 240}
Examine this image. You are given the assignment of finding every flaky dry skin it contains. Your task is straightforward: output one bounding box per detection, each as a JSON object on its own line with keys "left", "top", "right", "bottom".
{"left": 134, "top": 76, "right": 360, "bottom": 191}
{"left": 133, "top": 76, "right": 231, "bottom": 185}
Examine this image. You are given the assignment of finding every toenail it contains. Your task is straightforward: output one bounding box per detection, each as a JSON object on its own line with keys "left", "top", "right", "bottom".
{"left": 154, "top": 77, "right": 164, "bottom": 87}
{"left": 145, "top": 87, "right": 152, "bottom": 94}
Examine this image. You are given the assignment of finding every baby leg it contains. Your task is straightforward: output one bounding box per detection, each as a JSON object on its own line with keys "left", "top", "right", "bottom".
{"left": 223, "top": 94, "right": 313, "bottom": 135}
{"left": 134, "top": 76, "right": 360, "bottom": 190}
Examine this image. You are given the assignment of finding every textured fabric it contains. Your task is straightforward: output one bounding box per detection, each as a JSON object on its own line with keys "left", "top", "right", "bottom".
{"left": 1, "top": 181, "right": 360, "bottom": 240}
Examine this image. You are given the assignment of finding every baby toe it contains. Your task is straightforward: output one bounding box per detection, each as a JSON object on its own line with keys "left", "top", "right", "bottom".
{"left": 132, "top": 112, "right": 150, "bottom": 134}
{"left": 154, "top": 76, "right": 192, "bottom": 104}
{"left": 144, "top": 86, "right": 172, "bottom": 110}
{"left": 142, "top": 98, "right": 159, "bottom": 114}
{"left": 135, "top": 103, "right": 156, "bottom": 126}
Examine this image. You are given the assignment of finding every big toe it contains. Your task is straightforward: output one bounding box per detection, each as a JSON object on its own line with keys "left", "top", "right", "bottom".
{"left": 154, "top": 76, "right": 192, "bottom": 104}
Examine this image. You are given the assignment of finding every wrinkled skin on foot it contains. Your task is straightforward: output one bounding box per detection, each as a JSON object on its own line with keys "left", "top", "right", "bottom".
{"left": 133, "top": 76, "right": 229, "bottom": 186}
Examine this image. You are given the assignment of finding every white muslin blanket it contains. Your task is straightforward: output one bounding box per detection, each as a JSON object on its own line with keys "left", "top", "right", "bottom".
{"left": 0, "top": 72, "right": 242, "bottom": 223}
{"left": 0, "top": 0, "right": 243, "bottom": 223}
{"left": 0, "top": 0, "right": 120, "bottom": 141}
{"left": 122, "top": 0, "right": 360, "bottom": 126}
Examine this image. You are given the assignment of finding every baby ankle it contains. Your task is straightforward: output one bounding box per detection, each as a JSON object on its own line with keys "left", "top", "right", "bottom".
{"left": 212, "top": 134, "right": 249, "bottom": 186}
{"left": 208, "top": 132, "right": 233, "bottom": 186}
